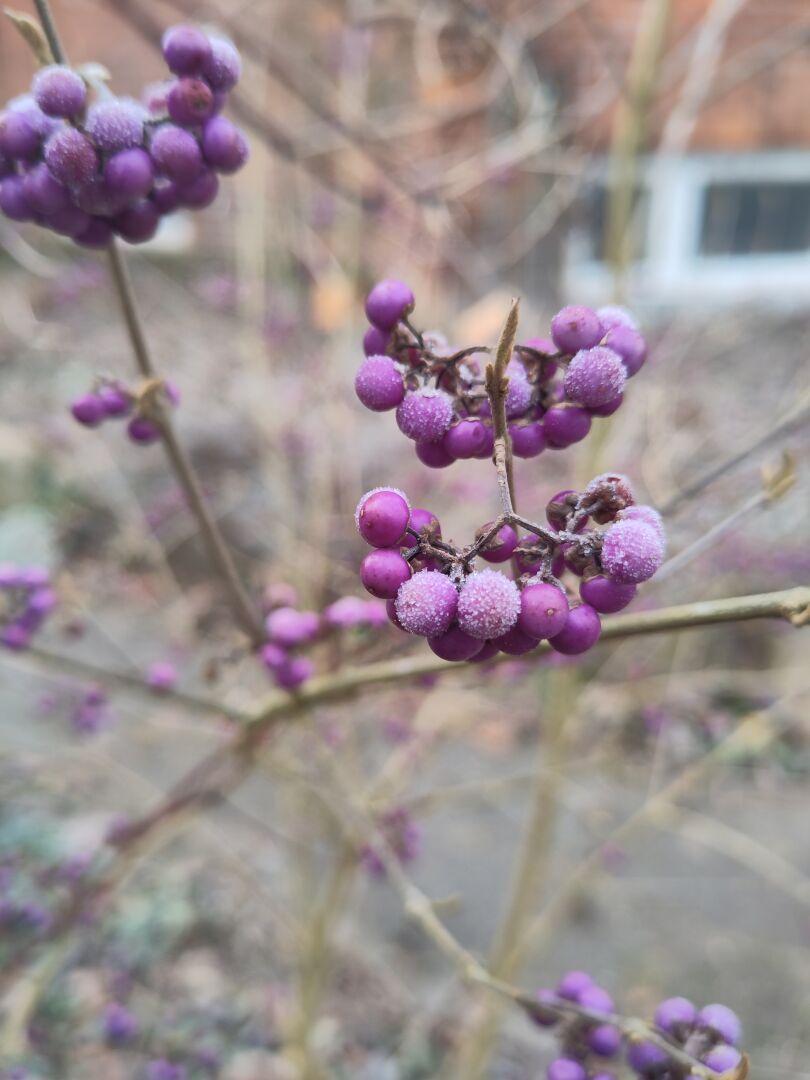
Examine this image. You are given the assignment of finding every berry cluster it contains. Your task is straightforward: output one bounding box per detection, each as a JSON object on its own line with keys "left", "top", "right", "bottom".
{"left": 0, "top": 24, "right": 248, "bottom": 247}
{"left": 0, "top": 564, "right": 57, "bottom": 651}
{"left": 259, "top": 590, "right": 387, "bottom": 691}
{"left": 532, "top": 971, "right": 744, "bottom": 1078}
{"left": 355, "top": 281, "right": 647, "bottom": 467}
{"left": 355, "top": 477, "right": 665, "bottom": 662}
{"left": 70, "top": 378, "right": 179, "bottom": 446}
{"left": 360, "top": 806, "right": 422, "bottom": 877}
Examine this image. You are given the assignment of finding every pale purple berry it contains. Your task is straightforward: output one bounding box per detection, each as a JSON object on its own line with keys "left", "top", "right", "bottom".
{"left": 698, "top": 1004, "right": 741, "bottom": 1047}
{"left": 588, "top": 1024, "right": 622, "bottom": 1057}
{"left": 44, "top": 128, "right": 98, "bottom": 187}
{"left": 416, "top": 439, "right": 454, "bottom": 468}
{"left": 479, "top": 523, "right": 518, "bottom": 564}
{"left": 265, "top": 607, "right": 320, "bottom": 646}
{"left": 601, "top": 519, "right": 664, "bottom": 585}
{"left": 274, "top": 655, "right": 314, "bottom": 690}
{"left": 492, "top": 625, "right": 538, "bottom": 655}
{"left": 259, "top": 642, "right": 287, "bottom": 671}
{"left": 620, "top": 504, "right": 665, "bottom": 541}
{"left": 395, "top": 570, "right": 458, "bottom": 637}
{"left": 557, "top": 970, "right": 593, "bottom": 1001}
{"left": 356, "top": 487, "right": 410, "bottom": 548}
{"left": 71, "top": 393, "right": 106, "bottom": 428}
{"left": 603, "top": 325, "right": 646, "bottom": 377}
{"left": 363, "top": 325, "right": 391, "bottom": 356}
{"left": 547, "top": 1058, "right": 586, "bottom": 1080}
{"left": 201, "top": 116, "right": 249, "bottom": 173}
{"left": 564, "top": 346, "right": 626, "bottom": 408}
{"left": 428, "top": 626, "right": 483, "bottom": 662}
{"left": 355, "top": 355, "right": 405, "bottom": 411}
{"left": 548, "top": 603, "right": 601, "bottom": 655}
{"left": 551, "top": 305, "right": 604, "bottom": 353}
{"left": 127, "top": 417, "right": 160, "bottom": 444}
{"left": 579, "top": 985, "right": 614, "bottom": 1013}
{"left": 510, "top": 422, "right": 545, "bottom": 458}
{"left": 365, "top": 279, "right": 414, "bottom": 330}
{"left": 626, "top": 1042, "right": 670, "bottom": 1073}
{"left": 457, "top": 569, "right": 520, "bottom": 641}
{"left": 32, "top": 66, "right": 86, "bottom": 119}
{"left": 396, "top": 388, "right": 454, "bottom": 442}
{"left": 85, "top": 99, "right": 145, "bottom": 153}
{"left": 505, "top": 360, "right": 532, "bottom": 417}
{"left": 597, "top": 305, "right": 638, "bottom": 332}
{"left": 150, "top": 124, "right": 202, "bottom": 184}
{"left": 580, "top": 575, "right": 636, "bottom": 613}
{"left": 115, "top": 200, "right": 160, "bottom": 244}
{"left": 162, "top": 25, "right": 213, "bottom": 75}
{"left": 360, "top": 548, "right": 411, "bottom": 599}
{"left": 201, "top": 36, "right": 242, "bottom": 91}
{"left": 443, "top": 418, "right": 490, "bottom": 459}
{"left": 544, "top": 405, "right": 591, "bottom": 448}
{"left": 702, "top": 1045, "right": 742, "bottom": 1073}
{"left": 147, "top": 661, "right": 177, "bottom": 692}
{"left": 105, "top": 148, "right": 155, "bottom": 199}
{"left": 518, "top": 582, "right": 569, "bottom": 639}
{"left": 654, "top": 996, "right": 697, "bottom": 1036}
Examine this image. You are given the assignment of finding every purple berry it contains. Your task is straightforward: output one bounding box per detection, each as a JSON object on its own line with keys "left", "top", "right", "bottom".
{"left": 365, "top": 279, "right": 414, "bottom": 331}
{"left": 396, "top": 388, "right": 454, "bottom": 443}
{"left": 260, "top": 642, "right": 287, "bottom": 671}
{"left": 654, "top": 996, "right": 697, "bottom": 1036}
{"left": 416, "top": 439, "right": 454, "bottom": 468}
{"left": 395, "top": 570, "right": 458, "bottom": 637}
{"left": 601, "top": 519, "right": 664, "bottom": 585}
{"left": 0, "top": 177, "right": 35, "bottom": 222}
{"left": 702, "top": 1045, "right": 742, "bottom": 1073}
{"left": 71, "top": 393, "right": 106, "bottom": 428}
{"left": 167, "top": 77, "right": 214, "bottom": 125}
{"left": 44, "top": 128, "right": 98, "bottom": 187}
{"left": 162, "top": 25, "right": 213, "bottom": 75}
{"left": 0, "top": 107, "right": 43, "bottom": 161}
{"left": 201, "top": 36, "right": 242, "bottom": 91}
{"left": 85, "top": 99, "right": 145, "bottom": 153}
{"left": 177, "top": 168, "right": 219, "bottom": 209}
{"left": 2, "top": 623, "right": 32, "bottom": 650}
{"left": 428, "top": 626, "right": 483, "bottom": 662}
{"left": 698, "top": 1004, "right": 741, "bottom": 1047}
{"left": 547, "top": 1058, "right": 586, "bottom": 1080}
{"left": 104, "top": 148, "right": 155, "bottom": 199}
{"left": 150, "top": 124, "right": 202, "bottom": 184}
{"left": 603, "top": 325, "right": 647, "bottom": 377}
{"left": 492, "top": 624, "right": 538, "bottom": 655}
{"left": 360, "top": 548, "right": 411, "bottom": 599}
{"left": 147, "top": 661, "right": 176, "bottom": 692}
{"left": 443, "top": 418, "right": 491, "bottom": 459}
{"left": 505, "top": 361, "right": 533, "bottom": 417}
{"left": 620, "top": 504, "right": 665, "bottom": 541}
{"left": 517, "top": 582, "right": 569, "bottom": 639}
{"left": 98, "top": 385, "right": 131, "bottom": 417}
{"left": 579, "top": 575, "right": 636, "bottom": 613}
{"left": 356, "top": 487, "right": 410, "bottom": 547}
{"left": 469, "top": 639, "right": 500, "bottom": 663}
{"left": 151, "top": 179, "right": 182, "bottom": 215}
{"left": 597, "top": 305, "right": 638, "bottom": 332}
{"left": 75, "top": 218, "right": 115, "bottom": 249}
{"left": 23, "top": 163, "right": 71, "bottom": 215}
{"left": 544, "top": 405, "right": 591, "bottom": 448}
{"left": 557, "top": 970, "right": 594, "bottom": 1001}
{"left": 479, "top": 523, "right": 518, "bottom": 564}
{"left": 551, "top": 305, "right": 604, "bottom": 353}
{"left": 564, "top": 346, "right": 626, "bottom": 408}
{"left": 363, "top": 325, "right": 391, "bottom": 356}
{"left": 405, "top": 507, "right": 441, "bottom": 543}
{"left": 588, "top": 393, "right": 624, "bottom": 418}
{"left": 102, "top": 1002, "right": 139, "bottom": 1045}
{"left": 472, "top": 422, "right": 495, "bottom": 458}
{"left": 626, "top": 1041, "right": 671, "bottom": 1073}
{"left": 32, "top": 66, "right": 86, "bottom": 119}
{"left": 115, "top": 200, "right": 160, "bottom": 244}
{"left": 457, "top": 569, "right": 520, "bottom": 641}
{"left": 530, "top": 988, "right": 560, "bottom": 1027}
{"left": 265, "top": 607, "right": 320, "bottom": 646}
{"left": 579, "top": 985, "right": 614, "bottom": 1013}
{"left": 588, "top": 1024, "right": 622, "bottom": 1057}
{"left": 201, "top": 115, "right": 249, "bottom": 173}
{"left": 127, "top": 416, "right": 160, "bottom": 444}
{"left": 46, "top": 203, "right": 90, "bottom": 237}
{"left": 510, "top": 421, "right": 545, "bottom": 458}
{"left": 548, "top": 603, "right": 601, "bottom": 655}
{"left": 355, "top": 355, "right": 405, "bottom": 411}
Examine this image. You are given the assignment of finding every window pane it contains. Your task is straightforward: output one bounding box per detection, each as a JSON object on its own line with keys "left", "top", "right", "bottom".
{"left": 577, "top": 183, "right": 648, "bottom": 263}
{"left": 700, "top": 182, "right": 810, "bottom": 256}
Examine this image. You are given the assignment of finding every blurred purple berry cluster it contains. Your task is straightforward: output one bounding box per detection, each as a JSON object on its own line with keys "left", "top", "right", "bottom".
{"left": 70, "top": 378, "right": 179, "bottom": 446}
{"left": 0, "top": 24, "right": 248, "bottom": 247}
{"left": 355, "top": 477, "right": 665, "bottom": 663}
{"left": 359, "top": 805, "right": 421, "bottom": 877}
{"left": 0, "top": 564, "right": 57, "bottom": 652}
{"left": 532, "top": 971, "right": 743, "bottom": 1078}
{"left": 356, "top": 281, "right": 647, "bottom": 467}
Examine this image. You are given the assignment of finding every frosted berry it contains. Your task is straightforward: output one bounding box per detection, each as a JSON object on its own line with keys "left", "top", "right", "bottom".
{"left": 365, "top": 279, "right": 414, "bottom": 330}
{"left": 702, "top": 1045, "right": 742, "bottom": 1073}
{"left": 428, "top": 626, "right": 483, "bottom": 662}
{"left": 597, "top": 304, "right": 638, "bottom": 332}
{"left": 620, "top": 504, "right": 665, "bottom": 541}
{"left": 167, "top": 77, "right": 215, "bottom": 125}
{"left": 363, "top": 325, "right": 391, "bottom": 356}
{"left": 544, "top": 405, "right": 591, "bottom": 448}
{"left": 479, "top": 523, "right": 517, "bottom": 564}
{"left": 395, "top": 570, "right": 458, "bottom": 637}
{"left": 601, "top": 519, "right": 664, "bottom": 585}
{"left": 201, "top": 116, "right": 249, "bottom": 173}
{"left": 564, "top": 346, "right": 626, "bottom": 408}
{"left": 517, "top": 582, "right": 568, "bottom": 639}
{"left": 603, "top": 325, "right": 646, "bottom": 377}
{"left": 654, "top": 996, "right": 697, "bottom": 1036}
{"left": 416, "top": 439, "right": 454, "bottom": 468}
{"left": 443, "top": 418, "right": 491, "bottom": 459}
{"left": 697, "top": 1004, "right": 741, "bottom": 1047}
{"left": 44, "top": 128, "right": 98, "bottom": 187}
{"left": 105, "top": 148, "right": 155, "bottom": 199}
{"left": 356, "top": 488, "right": 410, "bottom": 547}
{"left": 32, "top": 66, "right": 86, "bottom": 118}
{"left": 548, "top": 603, "right": 601, "bottom": 655}
{"left": 457, "top": 569, "right": 520, "bottom": 641}
{"left": 551, "top": 305, "right": 604, "bottom": 353}
{"left": 85, "top": 99, "right": 145, "bottom": 153}
{"left": 396, "top": 387, "right": 454, "bottom": 442}
{"left": 580, "top": 575, "right": 636, "bottom": 613}
{"left": 71, "top": 393, "right": 106, "bottom": 428}
{"left": 547, "top": 1058, "right": 586, "bottom": 1080}
{"left": 162, "top": 24, "right": 212, "bottom": 75}
{"left": 509, "top": 421, "right": 545, "bottom": 458}
{"left": 355, "top": 355, "right": 405, "bottom": 411}
{"left": 360, "top": 548, "right": 411, "bottom": 599}
{"left": 505, "top": 361, "right": 533, "bottom": 417}
{"left": 201, "top": 36, "right": 243, "bottom": 91}
{"left": 150, "top": 124, "right": 202, "bottom": 183}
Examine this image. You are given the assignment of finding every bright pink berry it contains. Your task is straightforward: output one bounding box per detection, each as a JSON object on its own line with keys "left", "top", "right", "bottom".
{"left": 147, "top": 661, "right": 177, "bottom": 692}
{"left": 355, "top": 355, "right": 405, "bottom": 412}
{"left": 601, "top": 519, "right": 664, "bottom": 584}
{"left": 509, "top": 422, "right": 545, "bottom": 458}
{"left": 274, "top": 655, "right": 314, "bottom": 690}
{"left": 517, "top": 582, "right": 569, "bottom": 639}
{"left": 363, "top": 325, "right": 391, "bottom": 356}
{"left": 428, "top": 626, "right": 483, "bottom": 662}
{"left": 396, "top": 388, "right": 454, "bottom": 442}
{"left": 548, "top": 603, "right": 601, "bottom": 655}
{"left": 71, "top": 393, "right": 106, "bottom": 428}
{"left": 395, "top": 570, "right": 458, "bottom": 637}
{"left": 443, "top": 418, "right": 490, "bottom": 459}
{"left": 579, "top": 575, "right": 636, "bottom": 613}
{"left": 551, "top": 305, "right": 604, "bottom": 353}
{"left": 126, "top": 417, "right": 160, "bottom": 444}
{"left": 479, "top": 523, "right": 517, "bottom": 564}
{"left": 365, "top": 279, "right": 414, "bottom": 331}
{"left": 265, "top": 607, "right": 320, "bottom": 646}
{"left": 404, "top": 508, "right": 440, "bottom": 543}
{"left": 416, "top": 439, "right": 454, "bottom": 468}
{"left": 457, "top": 569, "right": 520, "bottom": 641}
{"left": 543, "top": 405, "right": 591, "bottom": 448}
{"left": 355, "top": 488, "right": 410, "bottom": 547}
{"left": 564, "top": 346, "right": 626, "bottom": 408}
{"left": 360, "top": 548, "right": 411, "bottom": 599}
